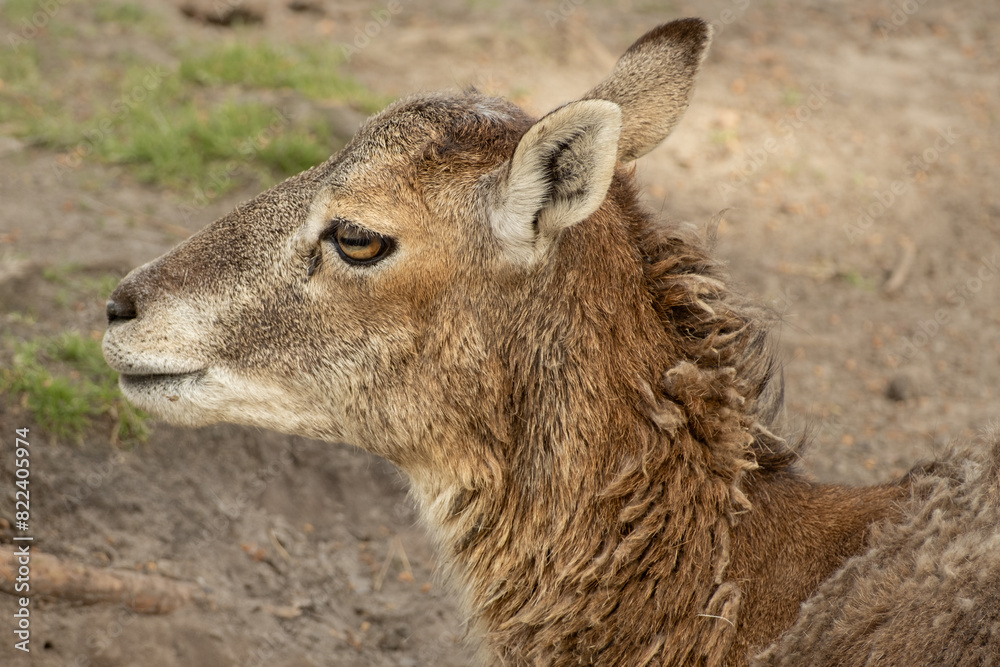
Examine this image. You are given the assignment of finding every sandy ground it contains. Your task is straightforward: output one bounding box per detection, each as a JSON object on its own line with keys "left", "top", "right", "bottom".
{"left": 1, "top": 0, "right": 998, "bottom": 664}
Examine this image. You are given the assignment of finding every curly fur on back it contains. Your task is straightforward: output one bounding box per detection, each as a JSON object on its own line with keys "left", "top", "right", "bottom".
{"left": 753, "top": 432, "right": 1000, "bottom": 666}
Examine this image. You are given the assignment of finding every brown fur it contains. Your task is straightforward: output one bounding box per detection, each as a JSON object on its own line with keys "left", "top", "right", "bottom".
{"left": 429, "top": 185, "right": 907, "bottom": 665}
{"left": 754, "top": 433, "right": 1000, "bottom": 666}
{"left": 102, "top": 19, "right": 997, "bottom": 666}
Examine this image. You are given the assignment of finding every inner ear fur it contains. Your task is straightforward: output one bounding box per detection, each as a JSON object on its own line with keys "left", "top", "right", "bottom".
{"left": 489, "top": 99, "right": 622, "bottom": 264}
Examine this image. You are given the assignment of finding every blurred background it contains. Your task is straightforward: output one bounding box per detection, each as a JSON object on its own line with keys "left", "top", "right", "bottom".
{"left": 0, "top": 0, "right": 998, "bottom": 664}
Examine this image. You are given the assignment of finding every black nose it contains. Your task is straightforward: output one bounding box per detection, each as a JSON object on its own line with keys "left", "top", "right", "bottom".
{"left": 106, "top": 290, "right": 138, "bottom": 324}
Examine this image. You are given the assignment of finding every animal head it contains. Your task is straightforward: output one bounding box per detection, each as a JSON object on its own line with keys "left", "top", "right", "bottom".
{"left": 103, "top": 19, "right": 714, "bottom": 476}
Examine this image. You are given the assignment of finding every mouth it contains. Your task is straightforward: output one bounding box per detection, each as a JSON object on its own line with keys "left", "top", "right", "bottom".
{"left": 119, "top": 370, "right": 207, "bottom": 394}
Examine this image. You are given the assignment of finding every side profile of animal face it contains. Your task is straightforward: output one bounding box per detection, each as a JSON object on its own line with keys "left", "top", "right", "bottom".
{"left": 103, "top": 20, "right": 712, "bottom": 472}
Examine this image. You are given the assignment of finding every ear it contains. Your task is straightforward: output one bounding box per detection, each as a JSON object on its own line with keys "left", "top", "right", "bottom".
{"left": 584, "top": 18, "right": 713, "bottom": 162}
{"left": 488, "top": 99, "right": 622, "bottom": 265}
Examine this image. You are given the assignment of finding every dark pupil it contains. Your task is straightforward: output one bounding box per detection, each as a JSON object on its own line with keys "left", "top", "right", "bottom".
{"left": 340, "top": 230, "right": 371, "bottom": 248}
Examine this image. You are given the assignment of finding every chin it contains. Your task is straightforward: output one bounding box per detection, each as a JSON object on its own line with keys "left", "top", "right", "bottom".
{"left": 118, "top": 370, "right": 219, "bottom": 426}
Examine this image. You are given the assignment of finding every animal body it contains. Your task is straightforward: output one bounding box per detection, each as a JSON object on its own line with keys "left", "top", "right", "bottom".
{"left": 103, "top": 19, "right": 1000, "bottom": 666}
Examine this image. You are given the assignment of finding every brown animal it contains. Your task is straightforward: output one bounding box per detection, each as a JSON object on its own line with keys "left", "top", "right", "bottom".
{"left": 103, "top": 19, "right": 1000, "bottom": 666}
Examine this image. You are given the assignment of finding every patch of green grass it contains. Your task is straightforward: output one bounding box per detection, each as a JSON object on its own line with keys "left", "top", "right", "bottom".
{"left": 98, "top": 85, "right": 337, "bottom": 192}
{"left": 179, "top": 41, "right": 387, "bottom": 112}
{"left": 0, "top": 40, "right": 42, "bottom": 130}
{"left": 1, "top": 0, "right": 43, "bottom": 23}
{"left": 0, "top": 38, "right": 39, "bottom": 81}
{"left": 94, "top": 1, "right": 147, "bottom": 24}
{"left": 0, "top": 19, "right": 59, "bottom": 137}
{"left": 0, "top": 12, "right": 384, "bottom": 196}
{"left": 1, "top": 332, "right": 150, "bottom": 444}
{"left": 3, "top": 264, "right": 147, "bottom": 444}
{"left": 17, "top": 63, "right": 341, "bottom": 195}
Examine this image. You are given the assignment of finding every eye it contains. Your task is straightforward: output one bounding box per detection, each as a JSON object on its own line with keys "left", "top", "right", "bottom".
{"left": 325, "top": 220, "right": 394, "bottom": 266}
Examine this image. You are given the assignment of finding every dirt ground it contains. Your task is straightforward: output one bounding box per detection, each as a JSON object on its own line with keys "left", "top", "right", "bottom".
{"left": 1, "top": 0, "right": 999, "bottom": 664}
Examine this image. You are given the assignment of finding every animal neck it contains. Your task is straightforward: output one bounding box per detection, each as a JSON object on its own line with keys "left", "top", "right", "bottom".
{"left": 414, "top": 381, "right": 756, "bottom": 665}
{"left": 408, "top": 200, "right": 767, "bottom": 663}
{"left": 413, "top": 429, "right": 905, "bottom": 666}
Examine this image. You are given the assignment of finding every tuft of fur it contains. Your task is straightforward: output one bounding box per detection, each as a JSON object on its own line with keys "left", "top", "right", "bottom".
{"left": 753, "top": 431, "right": 1000, "bottom": 667}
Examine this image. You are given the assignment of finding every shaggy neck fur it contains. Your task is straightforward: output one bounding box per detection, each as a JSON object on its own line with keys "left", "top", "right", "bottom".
{"left": 407, "top": 174, "right": 831, "bottom": 666}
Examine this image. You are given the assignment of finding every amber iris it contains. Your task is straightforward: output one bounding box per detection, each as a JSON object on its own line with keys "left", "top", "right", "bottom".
{"left": 332, "top": 222, "right": 392, "bottom": 264}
